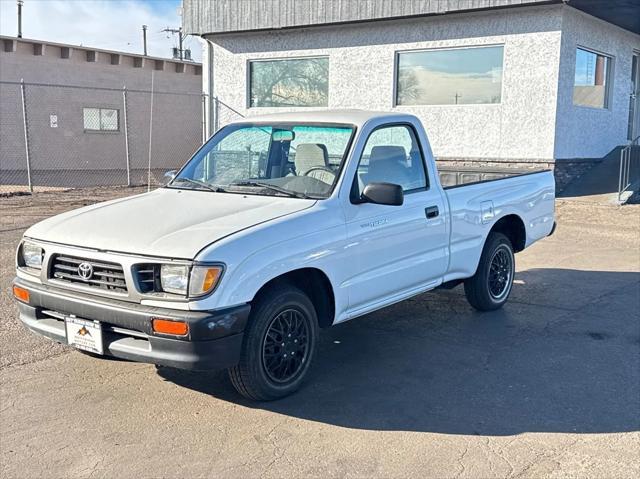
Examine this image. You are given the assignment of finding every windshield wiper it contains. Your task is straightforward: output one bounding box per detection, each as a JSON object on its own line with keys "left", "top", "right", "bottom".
{"left": 231, "top": 180, "right": 311, "bottom": 199}
{"left": 170, "top": 177, "right": 223, "bottom": 192}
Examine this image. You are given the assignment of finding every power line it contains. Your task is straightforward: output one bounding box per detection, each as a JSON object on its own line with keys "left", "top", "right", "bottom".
{"left": 161, "top": 26, "right": 192, "bottom": 61}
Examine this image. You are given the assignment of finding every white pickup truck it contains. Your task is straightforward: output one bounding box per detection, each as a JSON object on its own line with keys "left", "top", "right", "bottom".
{"left": 14, "top": 110, "right": 555, "bottom": 400}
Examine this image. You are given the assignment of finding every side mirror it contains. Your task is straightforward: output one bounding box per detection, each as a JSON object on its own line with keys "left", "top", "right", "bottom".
{"left": 164, "top": 170, "right": 177, "bottom": 183}
{"left": 361, "top": 182, "right": 404, "bottom": 206}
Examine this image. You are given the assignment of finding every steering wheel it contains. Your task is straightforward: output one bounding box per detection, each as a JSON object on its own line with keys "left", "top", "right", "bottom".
{"left": 303, "top": 167, "right": 336, "bottom": 185}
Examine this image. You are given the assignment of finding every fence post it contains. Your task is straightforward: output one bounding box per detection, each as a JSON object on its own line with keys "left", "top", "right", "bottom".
{"left": 201, "top": 93, "right": 207, "bottom": 144}
{"left": 147, "top": 71, "right": 155, "bottom": 192}
{"left": 122, "top": 86, "right": 131, "bottom": 186}
{"left": 619, "top": 147, "right": 625, "bottom": 203}
{"left": 213, "top": 95, "right": 219, "bottom": 133}
{"left": 20, "top": 79, "right": 33, "bottom": 192}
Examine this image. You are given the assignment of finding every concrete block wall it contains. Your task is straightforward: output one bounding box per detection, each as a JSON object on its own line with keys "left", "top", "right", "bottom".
{"left": 0, "top": 37, "right": 204, "bottom": 186}
{"left": 436, "top": 157, "right": 592, "bottom": 191}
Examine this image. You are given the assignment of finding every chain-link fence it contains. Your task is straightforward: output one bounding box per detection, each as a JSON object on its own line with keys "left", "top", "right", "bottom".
{"left": 0, "top": 79, "right": 208, "bottom": 195}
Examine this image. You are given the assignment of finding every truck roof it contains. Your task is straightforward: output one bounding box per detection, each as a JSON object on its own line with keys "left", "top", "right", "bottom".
{"left": 235, "top": 109, "right": 413, "bottom": 127}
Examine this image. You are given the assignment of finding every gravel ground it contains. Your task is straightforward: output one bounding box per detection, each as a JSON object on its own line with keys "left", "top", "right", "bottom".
{"left": 1, "top": 188, "right": 639, "bottom": 478}
{"left": 0, "top": 187, "right": 148, "bottom": 369}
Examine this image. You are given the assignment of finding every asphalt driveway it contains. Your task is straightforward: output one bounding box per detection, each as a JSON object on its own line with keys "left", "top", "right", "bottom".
{"left": 1, "top": 190, "right": 638, "bottom": 478}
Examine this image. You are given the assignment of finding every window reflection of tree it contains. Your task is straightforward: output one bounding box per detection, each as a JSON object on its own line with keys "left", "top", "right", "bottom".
{"left": 397, "top": 69, "right": 423, "bottom": 105}
{"left": 251, "top": 58, "right": 329, "bottom": 107}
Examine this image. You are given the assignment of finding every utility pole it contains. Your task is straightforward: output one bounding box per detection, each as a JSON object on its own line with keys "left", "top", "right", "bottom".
{"left": 17, "top": 0, "right": 24, "bottom": 38}
{"left": 142, "top": 24, "right": 148, "bottom": 56}
{"left": 162, "top": 26, "right": 187, "bottom": 60}
{"left": 454, "top": 92, "right": 462, "bottom": 105}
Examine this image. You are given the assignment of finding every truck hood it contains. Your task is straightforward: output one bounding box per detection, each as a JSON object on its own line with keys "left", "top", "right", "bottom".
{"left": 25, "top": 188, "right": 315, "bottom": 259}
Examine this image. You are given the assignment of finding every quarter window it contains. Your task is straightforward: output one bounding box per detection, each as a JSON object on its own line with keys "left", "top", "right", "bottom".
{"left": 573, "top": 48, "right": 612, "bottom": 109}
{"left": 354, "top": 125, "right": 427, "bottom": 196}
{"left": 83, "top": 108, "right": 119, "bottom": 131}
{"left": 249, "top": 57, "right": 329, "bottom": 108}
{"left": 396, "top": 46, "right": 504, "bottom": 105}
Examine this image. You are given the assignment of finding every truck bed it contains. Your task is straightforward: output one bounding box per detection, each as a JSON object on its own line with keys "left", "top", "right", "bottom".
{"left": 438, "top": 166, "right": 550, "bottom": 189}
{"left": 441, "top": 168, "right": 555, "bottom": 284}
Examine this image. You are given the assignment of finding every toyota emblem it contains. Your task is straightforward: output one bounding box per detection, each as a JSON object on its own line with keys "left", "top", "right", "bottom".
{"left": 77, "top": 262, "right": 94, "bottom": 280}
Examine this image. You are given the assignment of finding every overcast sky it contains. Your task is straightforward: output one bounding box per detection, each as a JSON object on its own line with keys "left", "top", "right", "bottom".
{"left": 0, "top": 0, "right": 202, "bottom": 61}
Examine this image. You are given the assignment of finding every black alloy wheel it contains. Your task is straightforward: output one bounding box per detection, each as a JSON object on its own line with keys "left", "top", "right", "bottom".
{"left": 262, "top": 308, "right": 311, "bottom": 383}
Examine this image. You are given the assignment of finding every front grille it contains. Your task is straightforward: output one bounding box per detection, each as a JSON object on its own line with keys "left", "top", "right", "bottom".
{"left": 49, "top": 254, "right": 128, "bottom": 294}
{"left": 133, "top": 263, "right": 160, "bottom": 293}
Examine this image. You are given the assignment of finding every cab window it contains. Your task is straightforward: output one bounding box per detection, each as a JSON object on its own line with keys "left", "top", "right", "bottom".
{"left": 354, "top": 125, "right": 428, "bottom": 197}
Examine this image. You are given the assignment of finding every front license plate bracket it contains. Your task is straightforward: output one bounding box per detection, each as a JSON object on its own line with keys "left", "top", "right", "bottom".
{"left": 65, "top": 316, "right": 104, "bottom": 355}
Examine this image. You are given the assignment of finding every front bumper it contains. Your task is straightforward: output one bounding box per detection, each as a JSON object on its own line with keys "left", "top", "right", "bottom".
{"left": 14, "top": 277, "right": 250, "bottom": 371}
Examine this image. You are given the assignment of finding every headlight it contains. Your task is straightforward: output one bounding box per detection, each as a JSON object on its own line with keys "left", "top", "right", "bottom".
{"left": 189, "top": 265, "right": 223, "bottom": 297}
{"left": 22, "top": 242, "right": 44, "bottom": 269}
{"left": 159, "top": 263, "right": 224, "bottom": 297}
{"left": 160, "top": 264, "right": 189, "bottom": 295}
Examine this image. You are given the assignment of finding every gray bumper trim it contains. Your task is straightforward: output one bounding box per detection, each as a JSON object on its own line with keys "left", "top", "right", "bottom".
{"left": 14, "top": 278, "right": 250, "bottom": 371}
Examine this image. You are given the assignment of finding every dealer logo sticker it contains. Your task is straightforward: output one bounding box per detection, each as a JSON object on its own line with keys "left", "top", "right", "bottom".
{"left": 77, "top": 326, "right": 91, "bottom": 337}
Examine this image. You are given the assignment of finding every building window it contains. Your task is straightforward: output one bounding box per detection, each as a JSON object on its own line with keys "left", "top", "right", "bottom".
{"left": 249, "top": 57, "right": 329, "bottom": 108}
{"left": 395, "top": 46, "right": 504, "bottom": 106}
{"left": 573, "top": 48, "right": 612, "bottom": 109}
{"left": 83, "top": 108, "right": 119, "bottom": 131}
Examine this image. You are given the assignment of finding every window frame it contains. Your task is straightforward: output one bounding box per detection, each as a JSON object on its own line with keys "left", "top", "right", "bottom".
{"left": 83, "top": 107, "right": 120, "bottom": 133}
{"left": 572, "top": 46, "right": 614, "bottom": 111}
{"left": 393, "top": 44, "right": 505, "bottom": 108}
{"left": 246, "top": 55, "right": 330, "bottom": 109}
{"left": 350, "top": 122, "right": 430, "bottom": 204}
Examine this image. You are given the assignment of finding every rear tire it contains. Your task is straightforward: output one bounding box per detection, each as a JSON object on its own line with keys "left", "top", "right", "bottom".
{"left": 228, "top": 284, "right": 318, "bottom": 401}
{"left": 464, "top": 232, "right": 515, "bottom": 311}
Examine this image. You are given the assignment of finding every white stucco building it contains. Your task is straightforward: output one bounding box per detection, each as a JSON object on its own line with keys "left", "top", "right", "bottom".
{"left": 183, "top": 0, "right": 640, "bottom": 188}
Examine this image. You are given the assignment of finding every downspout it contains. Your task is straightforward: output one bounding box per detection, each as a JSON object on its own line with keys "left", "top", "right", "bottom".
{"left": 195, "top": 35, "right": 215, "bottom": 140}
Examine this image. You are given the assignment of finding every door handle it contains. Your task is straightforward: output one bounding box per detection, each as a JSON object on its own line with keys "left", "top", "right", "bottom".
{"left": 425, "top": 206, "right": 439, "bottom": 219}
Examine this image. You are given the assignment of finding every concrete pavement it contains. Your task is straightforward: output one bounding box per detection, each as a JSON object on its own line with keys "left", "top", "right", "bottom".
{"left": 1, "top": 190, "right": 638, "bottom": 478}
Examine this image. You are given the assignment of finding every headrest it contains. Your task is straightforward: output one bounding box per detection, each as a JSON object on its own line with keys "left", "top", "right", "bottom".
{"left": 294, "top": 143, "right": 329, "bottom": 175}
{"left": 369, "top": 146, "right": 407, "bottom": 165}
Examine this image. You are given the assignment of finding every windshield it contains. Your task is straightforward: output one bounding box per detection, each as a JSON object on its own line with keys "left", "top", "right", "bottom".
{"left": 170, "top": 123, "right": 355, "bottom": 199}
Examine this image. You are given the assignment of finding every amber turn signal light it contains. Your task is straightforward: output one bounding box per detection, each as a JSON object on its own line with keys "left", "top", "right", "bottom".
{"left": 13, "top": 285, "right": 30, "bottom": 303}
{"left": 152, "top": 318, "right": 189, "bottom": 336}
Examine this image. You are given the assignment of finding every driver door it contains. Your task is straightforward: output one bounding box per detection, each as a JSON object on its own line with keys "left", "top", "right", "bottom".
{"left": 342, "top": 124, "right": 448, "bottom": 316}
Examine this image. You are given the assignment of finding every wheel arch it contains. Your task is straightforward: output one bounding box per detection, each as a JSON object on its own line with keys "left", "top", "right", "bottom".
{"left": 489, "top": 214, "right": 526, "bottom": 253}
{"left": 252, "top": 267, "right": 336, "bottom": 329}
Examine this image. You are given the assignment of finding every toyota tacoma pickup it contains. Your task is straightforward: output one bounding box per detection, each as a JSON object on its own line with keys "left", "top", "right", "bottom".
{"left": 14, "top": 110, "right": 555, "bottom": 400}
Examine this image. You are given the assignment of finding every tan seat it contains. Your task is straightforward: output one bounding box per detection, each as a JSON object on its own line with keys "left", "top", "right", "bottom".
{"left": 364, "top": 145, "right": 411, "bottom": 187}
{"left": 294, "top": 143, "right": 329, "bottom": 175}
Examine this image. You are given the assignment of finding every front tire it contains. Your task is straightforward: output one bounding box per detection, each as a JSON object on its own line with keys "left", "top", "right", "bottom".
{"left": 464, "top": 232, "right": 515, "bottom": 311}
{"left": 228, "top": 284, "right": 318, "bottom": 401}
